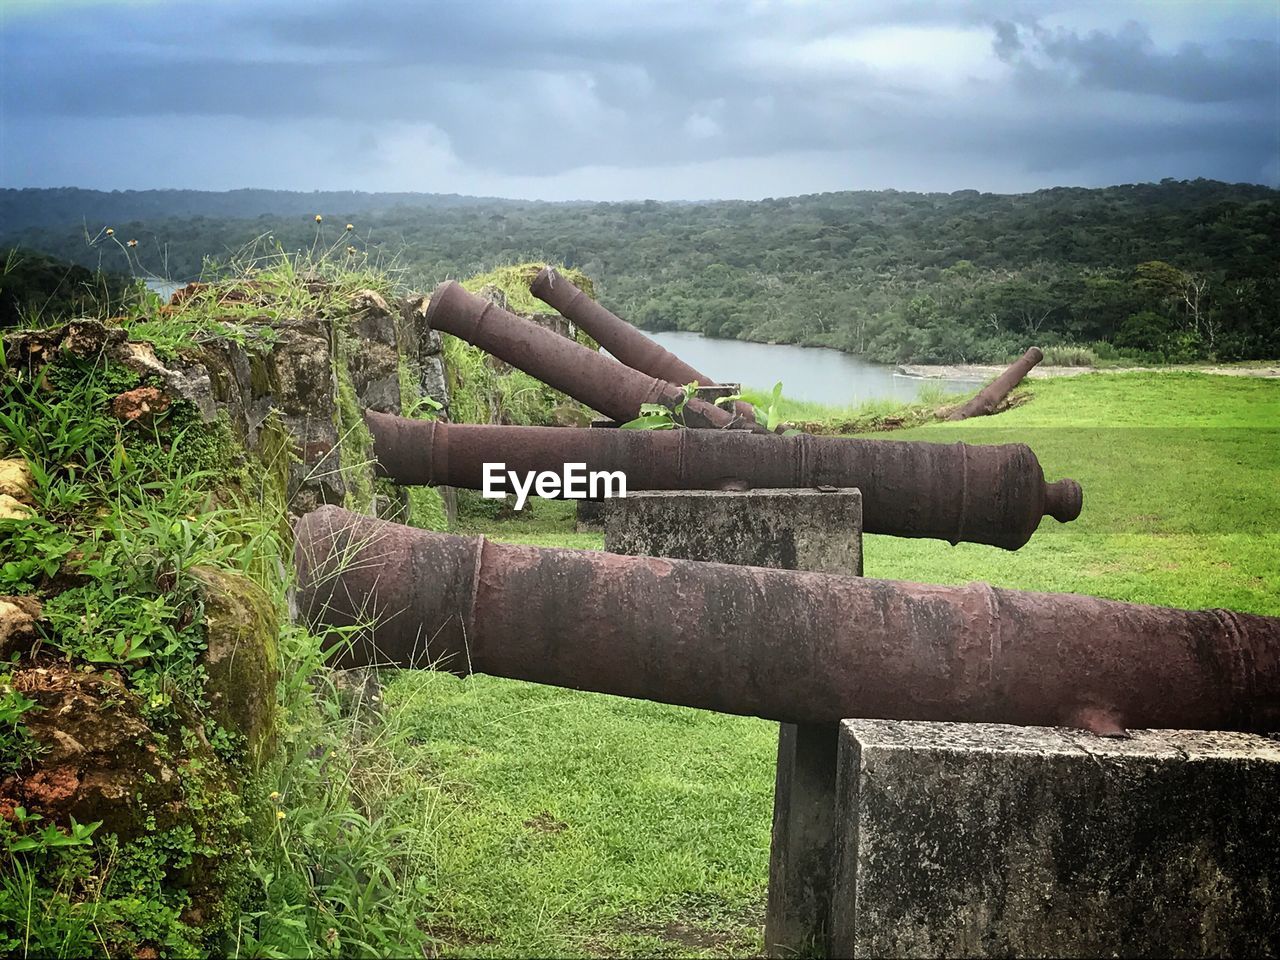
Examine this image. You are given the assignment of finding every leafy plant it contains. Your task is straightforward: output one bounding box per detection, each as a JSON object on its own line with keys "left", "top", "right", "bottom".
{"left": 0, "top": 680, "right": 43, "bottom": 776}
{"left": 3, "top": 808, "right": 101, "bottom": 855}
{"left": 620, "top": 381, "right": 698, "bottom": 430}
{"left": 760, "top": 381, "right": 786, "bottom": 432}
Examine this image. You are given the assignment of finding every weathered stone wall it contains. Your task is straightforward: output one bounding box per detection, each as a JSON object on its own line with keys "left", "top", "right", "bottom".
{"left": 0, "top": 284, "right": 452, "bottom": 951}
{"left": 3, "top": 287, "right": 451, "bottom": 522}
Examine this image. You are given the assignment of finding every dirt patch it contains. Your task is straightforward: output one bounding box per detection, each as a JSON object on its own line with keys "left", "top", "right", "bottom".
{"left": 523, "top": 810, "right": 568, "bottom": 833}
{"left": 654, "top": 921, "right": 735, "bottom": 950}
{"left": 420, "top": 921, "right": 497, "bottom": 957}
{"left": 610, "top": 894, "right": 765, "bottom": 956}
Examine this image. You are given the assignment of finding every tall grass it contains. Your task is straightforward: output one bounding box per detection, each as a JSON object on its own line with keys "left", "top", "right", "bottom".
{"left": 738, "top": 381, "right": 966, "bottom": 433}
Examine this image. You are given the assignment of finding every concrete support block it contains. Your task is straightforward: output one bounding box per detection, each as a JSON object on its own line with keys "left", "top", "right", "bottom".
{"left": 831, "top": 720, "right": 1280, "bottom": 958}
{"left": 605, "top": 488, "right": 861, "bottom": 957}
{"left": 604, "top": 488, "right": 862, "bottom": 574}
{"left": 768, "top": 721, "right": 841, "bottom": 957}
{"left": 575, "top": 497, "right": 606, "bottom": 531}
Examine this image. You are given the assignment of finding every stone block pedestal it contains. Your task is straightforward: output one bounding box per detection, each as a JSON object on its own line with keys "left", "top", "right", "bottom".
{"left": 604, "top": 488, "right": 862, "bottom": 574}
{"left": 831, "top": 721, "right": 1280, "bottom": 958}
{"left": 606, "top": 488, "right": 862, "bottom": 956}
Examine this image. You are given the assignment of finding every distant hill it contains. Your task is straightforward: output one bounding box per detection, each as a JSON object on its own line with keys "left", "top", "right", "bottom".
{"left": 2, "top": 179, "right": 1275, "bottom": 362}
{"left": 0, "top": 187, "right": 525, "bottom": 233}
{"left": 0, "top": 248, "right": 137, "bottom": 327}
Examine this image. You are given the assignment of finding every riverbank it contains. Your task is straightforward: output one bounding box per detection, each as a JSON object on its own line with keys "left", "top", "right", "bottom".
{"left": 899, "top": 362, "right": 1280, "bottom": 380}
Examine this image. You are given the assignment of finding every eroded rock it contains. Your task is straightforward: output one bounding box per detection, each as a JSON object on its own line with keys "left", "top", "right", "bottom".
{"left": 345, "top": 289, "right": 401, "bottom": 414}
{"left": 194, "top": 567, "right": 279, "bottom": 766}
{"left": 0, "top": 595, "right": 41, "bottom": 659}
{"left": 398, "top": 294, "right": 450, "bottom": 416}
{"left": 111, "top": 386, "right": 172, "bottom": 423}
{"left": 0, "top": 458, "right": 35, "bottom": 503}
{"left": 0, "top": 493, "right": 33, "bottom": 520}
{"left": 1, "top": 663, "right": 179, "bottom": 838}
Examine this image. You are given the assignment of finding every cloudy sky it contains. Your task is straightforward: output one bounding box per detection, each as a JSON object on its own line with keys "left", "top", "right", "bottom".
{"left": 1, "top": 0, "right": 1276, "bottom": 200}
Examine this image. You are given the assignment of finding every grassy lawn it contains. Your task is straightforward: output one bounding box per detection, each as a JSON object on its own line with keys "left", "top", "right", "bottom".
{"left": 382, "top": 372, "right": 1279, "bottom": 958}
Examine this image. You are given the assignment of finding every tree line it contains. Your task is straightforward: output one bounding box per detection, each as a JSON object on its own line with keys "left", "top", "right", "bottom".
{"left": 2, "top": 179, "right": 1275, "bottom": 363}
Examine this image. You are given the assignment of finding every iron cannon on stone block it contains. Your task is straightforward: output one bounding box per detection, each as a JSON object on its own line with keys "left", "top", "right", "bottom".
{"left": 363, "top": 411, "right": 1082, "bottom": 550}
{"left": 423, "top": 280, "right": 764, "bottom": 432}
{"left": 295, "top": 506, "right": 1280, "bottom": 736}
{"left": 529, "top": 266, "right": 758, "bottom": 422}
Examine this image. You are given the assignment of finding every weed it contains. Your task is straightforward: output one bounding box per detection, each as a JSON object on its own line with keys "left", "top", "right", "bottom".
{"left": 0, "top": 681, "right": 43, "bottom": 777}
{"left": 619, "top": 382, "right": 698, "bottom": 430}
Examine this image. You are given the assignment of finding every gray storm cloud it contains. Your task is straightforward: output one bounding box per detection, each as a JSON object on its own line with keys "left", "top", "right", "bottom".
{"left": 0, "top": 0, "right": 1275, "bottom": 197}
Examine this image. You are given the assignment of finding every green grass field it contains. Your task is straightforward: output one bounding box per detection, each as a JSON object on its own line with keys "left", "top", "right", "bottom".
{"left": 382, "top": 372, "right": 1279, "bottom": 958}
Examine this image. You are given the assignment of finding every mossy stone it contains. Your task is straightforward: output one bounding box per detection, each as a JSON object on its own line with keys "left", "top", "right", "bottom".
{"left": 194, "top": 566, "right": 279, "bottom": 767}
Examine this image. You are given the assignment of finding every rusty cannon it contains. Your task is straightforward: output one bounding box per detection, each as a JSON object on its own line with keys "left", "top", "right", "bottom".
{"left": 948, "top": 347, "right": 1044, "bottom": 421}
{"left": 529, "top": 266, "right": 757, "bottom": 422}
{"left": 423, "top": 280, "right": 762, "bottom": 431}
{"left": 363, "top": 411, "right": 1081, "bottom": 550}
{"left": 295, "top": 506, "right": 1280, "bottom": 735}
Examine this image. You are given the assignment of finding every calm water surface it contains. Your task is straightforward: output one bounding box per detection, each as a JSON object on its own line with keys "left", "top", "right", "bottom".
{"left": 146, "top": 280, "right": 183, "bottom": 299}
{"left": 645, "top": 331, "right": 979, "bottom": 406}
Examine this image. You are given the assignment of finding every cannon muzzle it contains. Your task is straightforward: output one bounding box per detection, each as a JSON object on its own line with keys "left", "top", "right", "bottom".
{"left": 425, "top": 280, "right": 762, "bottom": 431}
{"left": 296, "top": 506, "right": 1280, "bottom": 735}
{"left": 364, "top": 412, "right": 1082, "bottom": 550}
{"left": 530, "top": 266, "right": 757, "bottom": 422}
{"left": 948, "top": 347, "right": 1044, "bottom": 421}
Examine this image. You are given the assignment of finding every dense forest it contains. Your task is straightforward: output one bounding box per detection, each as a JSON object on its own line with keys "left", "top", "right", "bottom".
{"left": 2, "top": 179, "right": 1276, "bottom": 363}
{"left": 0, "top": 248, "right": 137, "bottom": 327}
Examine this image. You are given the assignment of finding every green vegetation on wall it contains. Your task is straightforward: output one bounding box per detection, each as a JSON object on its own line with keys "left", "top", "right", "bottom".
{"left": 0, "top": 259, "right": 436, "bottom": 957}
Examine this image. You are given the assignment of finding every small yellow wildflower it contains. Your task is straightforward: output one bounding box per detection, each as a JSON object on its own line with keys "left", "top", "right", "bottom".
{"left": 346, "top": 245, "right": 357, "bottom": 256}
{"left": 276, "top": 810, "right": 286, "bottom": 820}
{"left": 105, "top": 228, "right": 114, "bottom": 236}
{"left": 345, "top": 223, "right": 354, "bottom": 231}
{"left": 269, "top": 791, "right": 281, "bottom": 801}
{"left": 127, "top": 239, "right": 138, "bottom": 248}
{"left": 314, "top": 214, "right": 323, "bottom": 223}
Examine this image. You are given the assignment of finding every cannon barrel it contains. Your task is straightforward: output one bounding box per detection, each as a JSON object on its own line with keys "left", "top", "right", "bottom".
{"left": 425, "top": 281, "right": 760, "bottom": 431}
{"left": 364, "top": 412, "right": 1081, "bottom": 550}
{"left": 530, "top": 266, "right": 757, "bottom": 422}
{"left": 948, "top": 347, "right": 1044, "bottom": 421}
{"left": 296, "top": 506, "right": 1280, "bottom": 735}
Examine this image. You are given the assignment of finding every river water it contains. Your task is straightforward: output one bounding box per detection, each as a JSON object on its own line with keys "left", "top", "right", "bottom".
{"left": 646, "top": 331, "right": 979, "bottom": 406}
{"left": 146, "top": 280, "right": 183, "bottom": 299}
